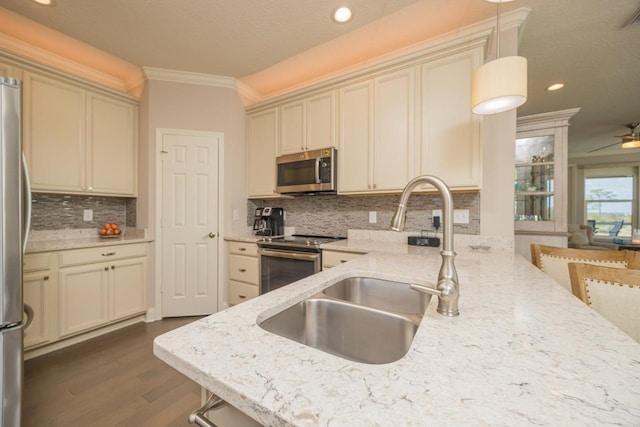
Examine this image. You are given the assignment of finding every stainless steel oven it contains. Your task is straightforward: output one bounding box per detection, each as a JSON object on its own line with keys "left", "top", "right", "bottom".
{"left": 257, "top": 235, "right": 345, "bottom": 294}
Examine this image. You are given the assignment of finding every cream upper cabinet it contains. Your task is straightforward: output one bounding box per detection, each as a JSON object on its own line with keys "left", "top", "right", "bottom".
{"left": 22, "top": 70, "right": 138, "bottom": 196}
{"left": 373, "top": 68, "right": 416, "bottom": 191}
{"left": 247, "top": 108, "right": 278, "bottom": 198}
{"left": 23, "top": 71, "right": 86, "bottom": 193}
{"left": 418, "top": 48, "right": 482, "bottom": 189}
{"left": 87, "top": 92, "right": 138, "bottom": 195}
{"left": 0, "top": 60, "right": 21, "bottom": 80}
{"left": 338, "top": 81, "right": 372, "bottom": 193}
{"left": 279, "top": 91, "right": 336, "bottom": 155}
{"left": 339, "top": 67, "right": 415, "bottom": 193}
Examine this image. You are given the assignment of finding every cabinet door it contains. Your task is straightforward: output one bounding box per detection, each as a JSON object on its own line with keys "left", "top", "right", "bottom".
{"left": 87, "top": 92, "right": 138, "bottom": 195}
{"left": 338, "top": 81, "right": 373, "bottom": 193}
{"left": 0, "top": 61, "right": 21, "bottom": 79}
{"left": 110, "top": 257, "right": 147, "bottom": 321}
{"left": 420, "top": 49, "right": 481, "bottom": 189}
{"left": 306, "top": 91, "right": 336, "bottom": 151}
{"left": 23, "top": 271, "right": 54, "bottom": 348}
{"left": 23, "top": 71, "right": 86, "bottom": 193}
{"left": 247, "top": 108, "right": 278, "bottom": 197}
{"left": 279, "top": 100, "right": 305, "bottom": 155}
{"left": 373, "top": 67, "right": 415, "bottom": 191}
{"left": 58, "top": 263, "right": 109, "bottom": 337}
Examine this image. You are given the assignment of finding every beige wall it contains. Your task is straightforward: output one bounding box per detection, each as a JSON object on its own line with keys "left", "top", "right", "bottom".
{"left": 138, "top": 79, "right": 247, "bottom": 313}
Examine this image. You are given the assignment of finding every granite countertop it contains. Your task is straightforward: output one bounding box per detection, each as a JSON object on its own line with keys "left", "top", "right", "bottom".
{"left": 154, "top": 240, "right": 640, "bottom": 426}
{"left": 26, "top": 228, "right": 152, "bottom": 253}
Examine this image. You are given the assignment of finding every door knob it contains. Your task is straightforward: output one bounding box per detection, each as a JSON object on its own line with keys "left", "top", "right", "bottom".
{"left": 208, "top": 232, "right": 216, "bottom": 238}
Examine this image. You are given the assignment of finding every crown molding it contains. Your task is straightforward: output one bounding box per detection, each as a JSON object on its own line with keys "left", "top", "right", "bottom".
{"left": 143, "top": 67, "right": 234, "bottom": 88}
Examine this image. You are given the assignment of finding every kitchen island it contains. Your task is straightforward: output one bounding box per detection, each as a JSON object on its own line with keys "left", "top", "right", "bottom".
{"left": 154, "top": 241, "right": 640, "bottom": 426}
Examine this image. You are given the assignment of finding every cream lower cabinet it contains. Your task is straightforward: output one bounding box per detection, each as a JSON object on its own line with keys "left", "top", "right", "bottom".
{"left": 339, "top": 67, "right": 416, "bottom": 193}
{"left": 322, "top": 250, "right": 364, "bottom": 269}
{"left": 23, "top": 252, "right": 58, "bottom": 350}
{"left": 227, "top": 241, "right": 259, "bottom": 305}
{"left": 22, "top": 70, "right": 138, "bottom": 196}
{"left": 58, "top": 243, "right": 147, "bottom": 338}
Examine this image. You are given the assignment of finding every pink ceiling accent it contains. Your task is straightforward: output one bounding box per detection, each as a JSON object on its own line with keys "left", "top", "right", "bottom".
{"left": 240, "top": 0, "right": 487, "bottom": 100}
{"left": 0, "top": 7, "right": 143, "bottom": 96}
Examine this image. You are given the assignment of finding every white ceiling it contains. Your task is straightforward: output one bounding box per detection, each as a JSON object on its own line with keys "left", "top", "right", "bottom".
{"left": 3, "top": 0, "right": 639, "bottom": 158}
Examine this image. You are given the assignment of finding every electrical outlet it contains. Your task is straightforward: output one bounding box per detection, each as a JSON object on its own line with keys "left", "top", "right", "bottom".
{"left": 369, "top": 211, "right": 377, "bottom": 224}
{"left": 233, "top": 209, "right": 239, "bottom": 221}
{"left": 453, "top": 209, "right": 470, "bottom": 224}
{"left": 83, "top": 209, "right": 93, "bottom": 221}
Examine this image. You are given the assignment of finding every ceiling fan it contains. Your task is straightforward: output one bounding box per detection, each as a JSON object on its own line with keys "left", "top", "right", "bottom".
{"left": 588, "top": 123, "right": 640, "bottom": 153}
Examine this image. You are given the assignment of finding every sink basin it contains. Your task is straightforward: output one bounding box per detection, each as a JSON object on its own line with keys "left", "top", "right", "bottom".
{"left": 323, "top": 277, "right": 430, "bottom": 315}
{"left": 259, "top": 298, "right": 419, "bottom": 364}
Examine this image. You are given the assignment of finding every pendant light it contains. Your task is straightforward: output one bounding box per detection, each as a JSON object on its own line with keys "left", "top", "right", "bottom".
{"left": 471, "top": 0, "right": 527, "bottom": 115}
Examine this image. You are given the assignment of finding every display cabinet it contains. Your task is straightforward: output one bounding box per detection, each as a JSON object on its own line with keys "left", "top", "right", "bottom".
{"left": 514, "top": 108, "right": 580, "bottom": 260}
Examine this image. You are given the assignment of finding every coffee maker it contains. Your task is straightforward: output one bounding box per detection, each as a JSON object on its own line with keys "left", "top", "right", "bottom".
{"left": 253, "top": 207, "right": 284, "bottom": 236}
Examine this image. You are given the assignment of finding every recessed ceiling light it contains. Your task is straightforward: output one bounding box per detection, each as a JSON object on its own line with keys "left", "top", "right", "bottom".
{"left": 546, "top": 83, "right": 565, "bottom": 92}
{"left": 333, "top": 7, "right": 353, "bottom": 23}
{"left": 32, "top": 0, "right": 54, "bottom": 5}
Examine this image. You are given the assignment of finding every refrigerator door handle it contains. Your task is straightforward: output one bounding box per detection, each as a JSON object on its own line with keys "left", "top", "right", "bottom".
{"left": 22, "top": 153, "right": 32, "bottom": 254}
{"left": 23, "top": 304, "right": 34, "bottom": 334}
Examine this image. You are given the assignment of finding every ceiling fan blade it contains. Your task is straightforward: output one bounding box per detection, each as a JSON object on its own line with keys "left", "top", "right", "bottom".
{"left": 588, "top": 141, "right": 621, "bottom": 153}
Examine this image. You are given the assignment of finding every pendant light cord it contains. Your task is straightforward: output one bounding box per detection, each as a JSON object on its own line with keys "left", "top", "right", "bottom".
{"left": 496, "top": 0, "right": 501, "bottom": 59}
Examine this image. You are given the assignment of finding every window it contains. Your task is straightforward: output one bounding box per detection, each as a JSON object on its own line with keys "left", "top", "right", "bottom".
{"left": 585, "top": 175, "right": 633, "bottom": 238}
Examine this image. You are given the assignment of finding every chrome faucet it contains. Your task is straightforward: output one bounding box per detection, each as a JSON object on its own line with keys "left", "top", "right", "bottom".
{"left": 390, "top": 175, "right": 459, "bottom": 316}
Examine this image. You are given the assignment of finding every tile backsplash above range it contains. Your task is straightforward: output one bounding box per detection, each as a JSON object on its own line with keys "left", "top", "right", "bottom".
{"left": 248, "top": 192, "right": 480, "bottom": 237}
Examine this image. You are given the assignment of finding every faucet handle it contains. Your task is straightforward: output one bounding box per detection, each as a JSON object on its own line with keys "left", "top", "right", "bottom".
{"left": 410, "top": 283, "right": 441, "bottom": 297}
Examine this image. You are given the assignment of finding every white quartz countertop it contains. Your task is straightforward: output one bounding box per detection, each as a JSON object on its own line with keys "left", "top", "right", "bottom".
{"left": 26, "top": 228, "right": 152, "bottom": 253}
{"left": 154, "top": 244, "right": 640, "bottom": 426}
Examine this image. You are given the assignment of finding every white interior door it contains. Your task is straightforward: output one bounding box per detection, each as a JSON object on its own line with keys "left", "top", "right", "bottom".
{"left": 161, "top": 131, "right": 220, "bottom": 317}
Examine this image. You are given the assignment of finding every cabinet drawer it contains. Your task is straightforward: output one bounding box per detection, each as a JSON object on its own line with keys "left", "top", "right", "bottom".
{"left": 24, "top": 253, "right": 54, "bottom": 272}
{"left": 228, "top": 241, "right": 258, "bottom": 257}
{"left": 228, "top": 255, "right": 259, "bottom": 284}
{"left": 322, "top": 250, "right": 363, "bottom": 269}
{"left": 229, "top": 280, "right": 259, "bottom": 305}
{"left": 59, "top": 243, "right": 147, "bottom": 267}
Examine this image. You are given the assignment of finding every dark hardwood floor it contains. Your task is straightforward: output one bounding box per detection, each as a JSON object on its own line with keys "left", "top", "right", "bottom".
{"left": 24, "top": 317, "right": 203, "bottom": 427}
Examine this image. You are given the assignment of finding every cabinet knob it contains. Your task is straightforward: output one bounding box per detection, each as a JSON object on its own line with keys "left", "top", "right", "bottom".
{"left": 111, "top": 265, "right": 115, "bottom": 269}
{"left": 104, "top": 267, "right": 109, "bottom": 271}
{"left": 44, "top": 276, "right": 49, "bottom": 281}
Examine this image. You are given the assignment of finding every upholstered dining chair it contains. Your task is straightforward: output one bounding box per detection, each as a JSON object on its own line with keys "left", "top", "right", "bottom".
{"left": 530, "top": 244, "right": 640, "bottom": 292}
{"left": 568, "top": 262, "right": 640, "bottom": 342}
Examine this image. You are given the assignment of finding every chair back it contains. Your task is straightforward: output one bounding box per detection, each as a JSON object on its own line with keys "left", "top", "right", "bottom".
{"left": 609, "top": 220, "right": 624, "bottom": 236}
{"left": 530, "top": 244, "right": 640, "bottom": 291}
{"left": 568, "top": 262, "right": 640, "bottom": 342}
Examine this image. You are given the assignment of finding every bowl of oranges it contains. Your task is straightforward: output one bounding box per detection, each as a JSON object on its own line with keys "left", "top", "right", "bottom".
{"left": 99, "top": 223, "right": 123, "bottom": 238}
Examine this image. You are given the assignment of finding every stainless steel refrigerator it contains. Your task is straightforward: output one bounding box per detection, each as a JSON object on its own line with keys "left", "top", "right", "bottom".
{"left": 1, "top": 76, "right": 31, "bottom": 426}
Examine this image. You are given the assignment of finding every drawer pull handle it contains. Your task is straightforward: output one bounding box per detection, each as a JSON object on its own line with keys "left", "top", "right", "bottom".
{"left": 238, "top": 295, "right": 246, "bottom": 299}
{"left": 44, "top": 276, "right": 49, "bottom": 281}
{"left": 102, "top": 252, "right": 116, "bottom": 257}
{"left": 340, "top": 260, "right": 347, "bottom": 263}
{"left": 238, "top": 247, "right": 246, "bottom": 251}
{"left": 238, "top": 268, "right": 247, "bottom": 272}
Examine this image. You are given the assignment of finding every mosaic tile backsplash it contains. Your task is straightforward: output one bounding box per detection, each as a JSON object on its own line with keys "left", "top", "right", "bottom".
{"left": 248, "top": 192, "right": 480, "bottom": 237}
{"left": 31, "top": 193, "right": 136, "bottom": 231}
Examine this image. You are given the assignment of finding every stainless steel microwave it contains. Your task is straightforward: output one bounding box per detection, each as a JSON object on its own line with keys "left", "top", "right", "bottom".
{"left": 276, "top": 147, "right": 337, "bottom": 194}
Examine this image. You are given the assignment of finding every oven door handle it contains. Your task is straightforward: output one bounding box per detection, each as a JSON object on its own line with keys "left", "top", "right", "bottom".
{"left": 258, "top": 248, "right": 320, "bottom": 262}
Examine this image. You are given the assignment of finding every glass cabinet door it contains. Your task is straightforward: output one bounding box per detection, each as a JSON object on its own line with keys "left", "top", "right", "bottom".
{"left": 515, "top": 135, "right": 555, "bottom": 222}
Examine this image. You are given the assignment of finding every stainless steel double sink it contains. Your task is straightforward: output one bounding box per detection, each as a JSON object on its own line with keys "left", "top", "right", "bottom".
{"left": 259, "top": 277, "right": 432, "bottom": 364}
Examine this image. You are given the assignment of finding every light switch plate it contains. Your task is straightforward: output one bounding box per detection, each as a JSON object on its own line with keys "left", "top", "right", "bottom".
{"left": 232, "top": 209, "right": 239, "bottom": 221}
{"left": 83, "top": 209, "right": 93, "bottom": 221}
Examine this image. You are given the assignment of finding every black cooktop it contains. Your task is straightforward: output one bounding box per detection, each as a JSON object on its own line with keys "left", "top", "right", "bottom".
{"left": 257, "top": 234, "right": 346, "bottom": 250}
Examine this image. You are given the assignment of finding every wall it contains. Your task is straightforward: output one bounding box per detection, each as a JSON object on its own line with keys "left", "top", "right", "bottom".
{"left": 138, "top": 78, "right": 247, "bottom": 315}
{"left": 248, "top": 192, "right": 480, "bottom": 236}
{"left": 31, "top": 193, "right": 136, "bottom": 230}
